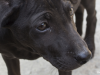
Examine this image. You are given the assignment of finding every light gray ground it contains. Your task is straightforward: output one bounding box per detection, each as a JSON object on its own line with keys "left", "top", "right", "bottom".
{"left": 0, "top": 0, "right": 100, "bottom": 75}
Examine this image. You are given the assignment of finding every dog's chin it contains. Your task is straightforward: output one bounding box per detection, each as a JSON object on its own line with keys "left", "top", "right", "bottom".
{"left": 55, "top": 65, "right": 80, "bottom": 72}
{"left": 51, "top": 61, "right": 81, "bottom": 72}
{"left": 43, "top": 56, "right": 81, "bottom": 71}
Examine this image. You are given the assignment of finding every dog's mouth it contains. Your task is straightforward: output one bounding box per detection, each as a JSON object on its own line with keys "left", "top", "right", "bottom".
{"left": 43, "top": 56, "right": 81, "bottom": 71}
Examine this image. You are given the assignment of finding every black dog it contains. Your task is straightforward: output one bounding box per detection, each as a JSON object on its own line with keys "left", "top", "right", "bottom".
{"left": 0, "top": 0, "right": 96, "bottom": 75}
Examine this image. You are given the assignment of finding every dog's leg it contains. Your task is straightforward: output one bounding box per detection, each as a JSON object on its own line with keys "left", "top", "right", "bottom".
{"left": 81, "top": 0, "right": 97, "bottom": 57}
{"left": 2, "top": 54, "right": 20, "bottom": 75}
{"left": 58, "top": 70, "right": 72, "bottom": 75}
{"left": 75, "top": 4, "right": 84, "bottom": 36}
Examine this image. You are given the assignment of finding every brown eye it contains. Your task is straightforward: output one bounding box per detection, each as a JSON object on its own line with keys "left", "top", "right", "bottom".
{"left": 37, "top": 22, "right": 49, "bottom": 31}
{"left": 70, "top": 7, "right": 74, "bottom": 17}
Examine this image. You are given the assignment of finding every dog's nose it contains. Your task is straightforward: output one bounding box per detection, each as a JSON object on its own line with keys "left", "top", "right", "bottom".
{"left": 74, "top": 50, "right": 92, "bottom": 65}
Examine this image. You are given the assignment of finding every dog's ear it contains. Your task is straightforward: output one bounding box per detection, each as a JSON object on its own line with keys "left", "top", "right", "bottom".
{"left": 70, "top": 0, "right": 78, "bottom": 4}
{"left": 1, "top": 1, "right": 22, "bottom": 28}
{"left": 61, "top": 0, "right": 71, "bottom": 13}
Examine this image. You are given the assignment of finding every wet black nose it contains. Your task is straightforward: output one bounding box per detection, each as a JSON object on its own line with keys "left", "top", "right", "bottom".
{"left": 74, "top": 50, "right": 92, "bottom": 65}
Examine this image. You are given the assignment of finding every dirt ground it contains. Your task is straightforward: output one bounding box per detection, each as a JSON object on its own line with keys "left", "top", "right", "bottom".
{"left": 0, "top": 0, "right": 100, "bottom": 75}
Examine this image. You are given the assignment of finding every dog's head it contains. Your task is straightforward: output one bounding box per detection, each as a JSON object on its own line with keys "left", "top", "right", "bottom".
{"left": 1, "top": 0, "right": 91, "bottom": 71}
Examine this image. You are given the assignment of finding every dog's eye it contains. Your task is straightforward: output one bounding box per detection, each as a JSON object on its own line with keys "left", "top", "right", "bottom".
{"left": 37, "top": 22, "right": 49, "bottom": 31}
{"left": 70, "top": 7, "right": 74, "bottom": 17}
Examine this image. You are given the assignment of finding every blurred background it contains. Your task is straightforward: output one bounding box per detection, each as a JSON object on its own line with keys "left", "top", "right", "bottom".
{"left": 0, "top": 0, "right": 100, "bottom": 75}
